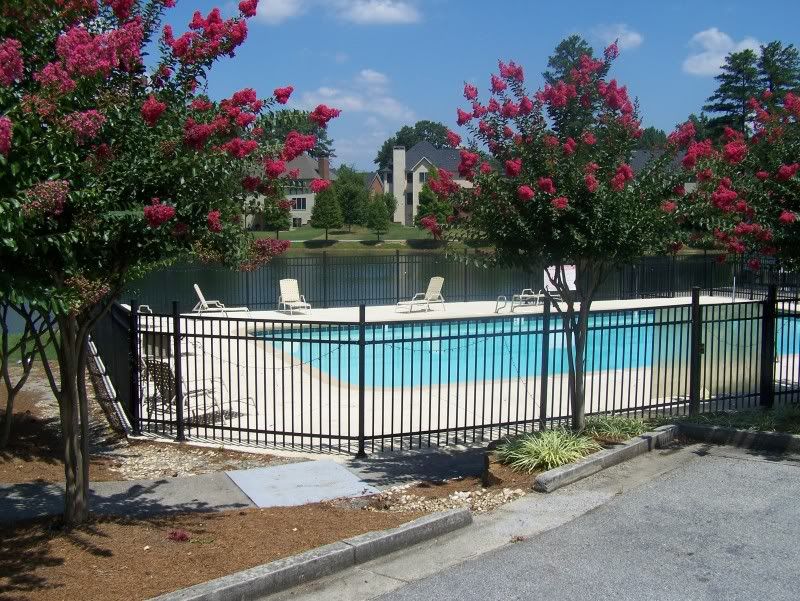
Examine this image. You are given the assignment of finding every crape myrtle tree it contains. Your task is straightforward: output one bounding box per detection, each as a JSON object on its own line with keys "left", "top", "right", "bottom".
{"left": 425, "top": 46, "right": 687, "bottom": 430}
{"left": 0, "top": 0, "right": 338, "bottom": 524}
{"left": 672, "top": 91, "right": 800, "bottom": 269}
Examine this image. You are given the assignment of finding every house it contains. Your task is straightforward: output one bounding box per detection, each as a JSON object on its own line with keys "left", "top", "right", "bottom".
{"left": 380, "top": 141, "right": 472, "bottom": 225}
{"left": 362, "top": 172, "right": 384, "bottom": 196}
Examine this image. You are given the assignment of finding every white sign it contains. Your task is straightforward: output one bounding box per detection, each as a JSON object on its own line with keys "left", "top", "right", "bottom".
{"left": 544, "top": 265, "right": 576, "bottom": 291}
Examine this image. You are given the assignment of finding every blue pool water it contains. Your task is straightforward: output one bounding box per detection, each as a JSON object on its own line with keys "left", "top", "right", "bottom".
{"left": 263, "top": 312, "right": 684, "bottom": 387}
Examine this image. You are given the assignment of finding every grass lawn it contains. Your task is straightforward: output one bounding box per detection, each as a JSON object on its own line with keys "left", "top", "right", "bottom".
{"left": 256, "top": 223, "right": 434, "bottom": 242}
{"left": 4, "top": 332, "right": 57, "bottom": 361}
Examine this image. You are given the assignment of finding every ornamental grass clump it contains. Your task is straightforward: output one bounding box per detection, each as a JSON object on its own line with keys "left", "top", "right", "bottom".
{"left": 496, "top": 429, "right": 601, "bottom": 473}
{"left": 583, "top": 414, "right": 647, "bottom": 442}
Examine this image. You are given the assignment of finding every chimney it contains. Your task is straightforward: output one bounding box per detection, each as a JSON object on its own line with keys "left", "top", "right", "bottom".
{"left": 392, "top": 146, "right": 406, "bottom": 223}
{"left": 317, "top": 156, "right": 330, "bottom": 180}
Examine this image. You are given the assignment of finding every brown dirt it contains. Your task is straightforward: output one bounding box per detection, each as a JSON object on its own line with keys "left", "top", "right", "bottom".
{"left": 0, "top": 505, "right": 422, "bottom": 601}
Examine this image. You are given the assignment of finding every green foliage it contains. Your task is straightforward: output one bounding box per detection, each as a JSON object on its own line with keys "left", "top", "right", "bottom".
{"left": 583, "top": 414, "right": 647, "bottom": 442}
{"left": 332, "top": 165, "right": 368, "bottom": 228}
{"left": 496, "top": 429, "right": 601, "bottom": 473}
{"left": 309, "top": 188, "right": 343, "bottom": 239}
{"left": 636, "top": 127, "right": 668, "bottom": 150}
{"left": 256, "top": 109, "right": 335, "bottom": 158}
{"left": 378, "top": 192, "right": 397, "bottom": 220}
{"left": 758, "top": 41, "right": 800, "bottom": 100}
{"left": 653, "top": 406, "right": 800, "bottom": 434}
{"left": 415, "top": 168, "right": 452, "bottom": 227}
{"left": 703, "top": 49, "right": 761, "bottom": 137}
{"left": 685, "top": 113, "right": 713, "bottom": 141}
{"left": 260, "top": 198, "right": 292, "bottom": 235}
{"left": 365, "top": 197, "right": 390, "bottom": 240}
{"left": 374, "top": 120, "right": 450, "bottom": 169}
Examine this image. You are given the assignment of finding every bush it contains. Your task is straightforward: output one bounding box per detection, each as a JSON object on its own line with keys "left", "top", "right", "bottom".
{"left": 496, "top": 429, "right": 601, "bottom": 473}
{"left": 583, "top": 414, "right": 647, "bottom": 442}
{"left": 657, "top": 406, "right": 800, "bottom": 434}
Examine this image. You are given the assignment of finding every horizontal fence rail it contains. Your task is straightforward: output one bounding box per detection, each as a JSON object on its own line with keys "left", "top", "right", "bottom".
{"left": 90, "top": 285, "right": 800, "bottom": 454}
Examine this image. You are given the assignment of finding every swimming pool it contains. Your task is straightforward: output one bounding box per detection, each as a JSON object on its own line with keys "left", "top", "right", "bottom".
{"left": 263, "top": 311, "right": 685, "bottom": 387}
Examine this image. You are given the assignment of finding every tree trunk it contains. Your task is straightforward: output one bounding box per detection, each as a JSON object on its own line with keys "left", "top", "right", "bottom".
{"left": 57, "top": 315, "right": 89, "bottom": 525}
{"left": 0, "top": 398, "right": 13, "bottom": 449}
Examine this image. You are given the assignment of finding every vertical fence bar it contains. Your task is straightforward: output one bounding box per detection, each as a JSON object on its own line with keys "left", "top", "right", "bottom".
{"left": 539, "top": 297, "right": 551, "bottom": 429}
{"left": 395, "top": 250, "right": 401, "bottom": 304}
{"left": 689, "top": 287, "right": 702, "bottom": 415}
{"left": 322, "top": 251, "right": 328, "bottom": 308}
{"left": 172, "top": 300, "right": 185, "bottom": 441}
{"left": 356, "top": 304, "right": 367, "bottom": 458}
{"left": 128, "top": 299, "right": 141, "bottom": 435}
{"left": 760, "top": 283, "right": 777, "bottom": 408}
{"left": 463, "top": 248, "right": 469, "bottom": 302}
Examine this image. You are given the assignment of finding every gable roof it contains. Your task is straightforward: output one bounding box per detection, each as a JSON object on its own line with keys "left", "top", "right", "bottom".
{"left": 401, "top": 141, "right": 460, "bottom": 173}
{"left": 631, "top": 148, "right": 685, "bottom": 174}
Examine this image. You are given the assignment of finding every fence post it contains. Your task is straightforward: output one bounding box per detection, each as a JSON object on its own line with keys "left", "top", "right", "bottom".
{"left": 463, "top": 248, "right": 469, "bottom": 302}
{"left": 395, "top": 250, "right": 401, "bottom": 304}
{"left": 356, "top": 304, "right": 367, "bottom": 458}
{"left": 245, "top": 269, "right": 251, "bottom": 308}
{"left": 128, "top": 300, "right": 141, "bottom": 435}
{"left": 172, "top": 300, "right": 185, "bottom": 441}
{"left": 322, "top": 251, "right": 328, "bottom": 308}
{"left": 539, "top": 297, "right": 551, "bottom": 430}
{"left": 689, "top": 287, "right": 702, "bottom": 415}
{"left": 760, "top": 284, "right": 777, "bottom": 408}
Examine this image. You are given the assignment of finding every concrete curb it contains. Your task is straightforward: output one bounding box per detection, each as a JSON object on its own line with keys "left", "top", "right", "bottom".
{"left": 677, "top": 422, "right": 800, "bottom": 452}
{"left": 148, "top": 508, "right": 472, "bottom": 601}
{"left": 533, "top": 425, "right": 678, "bottom": 493}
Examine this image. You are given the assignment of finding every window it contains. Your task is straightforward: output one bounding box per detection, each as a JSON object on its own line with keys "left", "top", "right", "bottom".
{"left": 405, "top": 192, "right": 413, "bottom": 206}
{"left": 386, "top": 173, "right": 393, "bottom": 183}
{"left": 292, "top": 217, "right": 302, "bottom": 228}
{"left": 419, "top": 172, "right": 428, "bottom": 183}
{"left": 291, "top": 197, "right": 306, "bottom": 210}
{"left": 406, "top": 172, "right": 413, "bottom": 184}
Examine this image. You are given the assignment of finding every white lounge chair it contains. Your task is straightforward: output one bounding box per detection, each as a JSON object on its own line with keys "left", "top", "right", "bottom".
{"left": 396, "top": 276, "right": 445, "bottom": 312}
{"left": 279, "top": 279, "right": 311, "bottom": 315}
{"left": 511, "top": 289, "right": 542, "bottom": 312}
{"left": 192, "top": 284, "right": 249, "bottom": 314}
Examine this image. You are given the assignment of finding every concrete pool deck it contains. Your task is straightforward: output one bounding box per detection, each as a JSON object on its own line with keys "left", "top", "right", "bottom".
{"left": 170, "top": 295, "right": 754, "bottom": 326}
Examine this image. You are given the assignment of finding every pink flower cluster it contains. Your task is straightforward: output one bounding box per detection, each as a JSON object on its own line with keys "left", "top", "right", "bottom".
{"left": 458, "top": 150, "right": 480, "bottom": 178}
{"left": 0, "top": 116, "right": 11, "bottom": 157}
{"left": 164, "top": 8, "right": 248, "bottom": 65}
{"left": 144, "top": 198, "right": 176, "bottom": 227}
{"left": 310, "top": 179, "right": 331, "bottom": 193}
{"left": 456, "top": 108, "right": 472, "bottom": 126}
{"left": 264, "top": 158, "right": 286, "bottom": 178}
{"left": 141, "top": 95, "right": 167, "bottom": 126}
{"left": 723, "top": 140, "right": 747, "bottom": 164}
{"left": 538, "top": 177, "right": 556, "bottom": 195}
{"left": 239, "top": 0, "right": 258, "bottom": 17}
{"left": 273, "top": 86, "right": 293, "bottom": 104}
{"left": 207, "top": 209, "right": 222, "bottom": 232}
{"left": 104, "top": 0, "right": 134, "bottom": 20}
{"left": 682, "top": 139, "right": 714, "bottom": 169}
{"left": 610, "top": 163, "right": 634, "bottom": 191}
{"left": 777, "top": 163, "right": 800, "bottom": 181}
{"left": 242, "top": 175, "right": 261, "bottom": 191}
{"left": 282, "top": 131, "right": 316, "bottom": 161}
{"left": 498, "top": 60, "right": 524, "bottom": 82}
{"left": 538, "top": 81, "right": 577, "bottom": 108}
{"left": 240, "top": 237, "right": 291, "bottom": 270}
{"left": 517, "top": 185, "right": 535, "bottom": 201}
{"left": 63, "top": 109, "right": 106, "bottom": 143}
{"left": 667, "top": 121, "right": 695, "bottom": 148}
{"left": 419, "top": 215, "right": 442, "bottom": 239}
{"left": 428, "top": 169, "right": 460, "bottom": 198}
{"left": 785, "top": 92, "right": 800, "bottom": 118}
{"left": 597, "top": 79, "right": 633, "bottom": 114}
{"left": 463, "top": 84, "right": 478, "bottom": 100}
{"left": 551, "top": 196, "right": 568, "bottom": 210}
{"left": 22, "top": 180, "right": 69, "bottom": 218}
{"left": 220, "top": 137, "right": 258, "bottom": 158}
{"left": 446, "top": 130, "right": 461, "bottom": 147}
{"left": 34, "top": 63, "right": 76, "bottom": 95}
{"left": 779, "top": 210, "right": 797, "bottom": 224}
{"left": 505, "top": 158, "right": 522, "bottom": 177}
{"left": 0, "top": 38, "right": 23, "bottom": 87}
{"left": 309, "top": 104, "right": 341, "bottom": 127}
{"left": 56, "top": 19, "right": 143, "bottom": 78}
{"left": 190, "top": 98, "right": 214, "bottom": 111}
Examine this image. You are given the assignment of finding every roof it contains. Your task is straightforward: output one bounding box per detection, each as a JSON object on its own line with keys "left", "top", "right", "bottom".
{"left": 630, "top": 148, "right": 686, "bottom": 175}
{"left": 394, "top": 141, "right": 460, "bottom": 173}
{"left": 286, "top": 154, "right": 338, "bottom": 180}
{"left": 360, "top": 171, "right": 382, "bottom": 188}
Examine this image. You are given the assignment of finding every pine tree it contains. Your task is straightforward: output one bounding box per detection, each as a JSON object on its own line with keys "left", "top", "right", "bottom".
{"left": 365, "top": 198, "right": 390, "bottom": 241}
{"left": 309, "top": 188, "right": 343, "bottom": 240}
{"left": 703, "top": 49, "right": 760, "bottom": 138}
{"left": 758, "top": 41, "right": 800, "bottom": 100}
{"left": 636, "top": 127, "right": 668, "bottom": 150}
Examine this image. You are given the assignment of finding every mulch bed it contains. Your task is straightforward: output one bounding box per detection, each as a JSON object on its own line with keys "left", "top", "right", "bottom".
{"left": 0, "top": 505, "right": 422, "bottom": 601}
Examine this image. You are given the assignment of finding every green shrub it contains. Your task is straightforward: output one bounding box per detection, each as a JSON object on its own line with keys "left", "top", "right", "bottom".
{"left": 656, "top": 405, "right": 800, "bottom": 434}
{"left": 583, "top": 414, "right": 647, "bottom": 442}
{"left": 496, "top": 429, "right": 601, "bottom": 473}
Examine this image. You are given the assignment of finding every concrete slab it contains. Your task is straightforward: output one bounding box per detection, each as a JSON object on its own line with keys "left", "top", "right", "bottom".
{"left": 226, "top": 460, "right": 377, "bottom": 507}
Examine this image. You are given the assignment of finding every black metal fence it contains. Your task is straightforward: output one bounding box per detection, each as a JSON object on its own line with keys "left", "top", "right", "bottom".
{"left": 91, "top": 286, "right": 800, "bottom": 455}
{"left": 123, "top": 252, "right": 800, "bottom": 314}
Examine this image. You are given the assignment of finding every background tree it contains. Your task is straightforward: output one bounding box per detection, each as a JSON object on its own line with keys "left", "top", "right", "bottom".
{"left": 332, "top": 165, "right": 368, "bottom": 229}
{"left": 374, "top": 120, "right": 449, "bottom": 169}
{"left": 703, "top": 49, "right": 760, "bottom": 137}
{"left": 758, "top": 41, "right": 800, "bottom": 100}
{"left": 309, "top": 187, "right": 343, "bottom": 239}
{"left": 0, "top": 0, "right": 336, "bottom": 524}
{"left": 377, "top": 191, "right": 397, "bottom": 220}
{"left": 432, "top": 52, "right": 686, "bottom": 430}
{"left": 365, "top": 197, "right": 389, "bottom": 241}
{"left": 685, "top": 113, "right": 713, "bottom": 141}
{"left": 636, "top": 126, "right": 667, "bottom": 150}
{"left": 415, "top": 167, "right": 452, "bottom": 228}
{"left": 261, "top": 198, "right": 292, "bottom": 238}
{"left": 257, "top": 109, "right": 335, "bottom": 158}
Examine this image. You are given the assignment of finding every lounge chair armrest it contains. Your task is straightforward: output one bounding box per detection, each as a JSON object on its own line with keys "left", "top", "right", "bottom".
{"left": 411, "top": 293, "right": 426, "bottom": 300}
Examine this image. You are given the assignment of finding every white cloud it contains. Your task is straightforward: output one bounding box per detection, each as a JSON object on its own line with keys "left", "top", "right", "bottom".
{"left": 253, "top": 0, "right": 419, "bottom": 25}
{"left": 356, "top": 68, "right": 389, "bottom": 91}
{"left": 592, "top": 23, "right": 644, "bottom": 50}
{"left": 334, "top": 0, "right": 420, "bottom": 24}
{"left": 682, "top": 27, "right": 760, "bottom": 76}
{"left": 256, "top": 0, "right": 306, "bottom": 24}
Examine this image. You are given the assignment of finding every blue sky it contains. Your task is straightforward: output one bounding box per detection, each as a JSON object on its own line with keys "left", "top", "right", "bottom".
{"left": 165, "top": 0, "right": 800, "bottom": 171}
